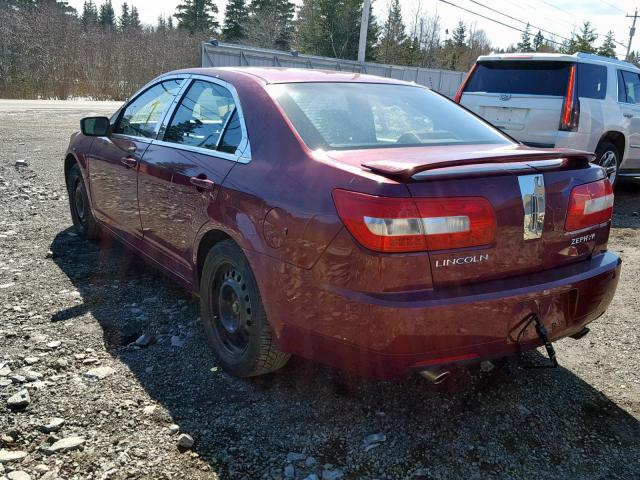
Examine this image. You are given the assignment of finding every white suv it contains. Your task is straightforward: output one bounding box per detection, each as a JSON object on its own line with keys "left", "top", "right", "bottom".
{"left": 457, "top": 52, "right": 640, "bottom": 185}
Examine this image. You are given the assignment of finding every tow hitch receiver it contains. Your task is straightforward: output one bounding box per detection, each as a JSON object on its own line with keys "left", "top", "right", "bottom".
{"left": 518, "top": 313, "right": 559, "bottom": 368}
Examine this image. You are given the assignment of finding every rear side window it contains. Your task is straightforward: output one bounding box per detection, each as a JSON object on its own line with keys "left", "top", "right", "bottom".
{"left": 164, "top": 80, "right": 240, "bottom": 153}
{"left": 618, "top": 70, "right": 640, "bottom": 104}
{"left": 577, "top": 63, "right": 607, "bottom": 99}
{"left": 464, "top": 61, "right": 571, "bottom": 96}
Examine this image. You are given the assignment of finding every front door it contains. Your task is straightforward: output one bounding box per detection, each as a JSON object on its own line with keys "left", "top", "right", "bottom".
{"left": 88, "top": 79, "right": 184, "bottom": 244}
{"left": 138, "top": 78, "right": 247, "bottom": 281}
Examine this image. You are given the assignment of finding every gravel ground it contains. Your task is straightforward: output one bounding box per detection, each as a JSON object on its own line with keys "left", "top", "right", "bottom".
{"left": 0, "top": 100, "right": 639, "bottom": 480}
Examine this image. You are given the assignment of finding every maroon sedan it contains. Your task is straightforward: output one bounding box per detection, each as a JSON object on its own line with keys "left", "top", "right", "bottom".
{"left": 64, "top": 68, "right": 621, "bottom": 380}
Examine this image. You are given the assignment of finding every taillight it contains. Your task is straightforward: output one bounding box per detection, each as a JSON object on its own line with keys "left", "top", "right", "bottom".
{"left": 559, "top": 64, "right": 580, "bottom": 131}
{"left": 332, "top": 189, "right": 496, "bottom": 253}
{"left": 565, "top": 179, "right": 614, "bottom": 232}
{"left": 454, "top": 62, "right": 478, "bottom": 103}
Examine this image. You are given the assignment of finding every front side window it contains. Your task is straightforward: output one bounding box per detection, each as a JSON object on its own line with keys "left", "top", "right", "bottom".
{"left": 114, "top": 79, "right": 182, "bottom": 138}
{"left": 164, "top": 80, "right": 241, "bottom": 154}
{"left": 619, "top": 70, "right": 640, "bottom": 104}
{"left": 268, "top": 82, "right": 511, "bottom": 150}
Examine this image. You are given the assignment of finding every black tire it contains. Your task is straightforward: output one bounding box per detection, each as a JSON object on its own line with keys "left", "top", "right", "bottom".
{"left": 66, "top": 163, "right": 100, "bottom": 239}
{"left": 594, "top": 141, "right": 620, "bottom": 186}
{"left": 200, "top": 240, "right": 290, "bottom": 377}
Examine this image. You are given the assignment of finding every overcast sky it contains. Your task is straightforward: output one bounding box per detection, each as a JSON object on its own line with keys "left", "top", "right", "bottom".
{"left": 66, "top": 0, "right": 638, "bottom": 58}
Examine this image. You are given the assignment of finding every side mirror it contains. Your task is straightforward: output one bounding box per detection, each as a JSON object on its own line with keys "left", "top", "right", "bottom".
{"left": 80, "top": 117, "right": 111, "bottom": 137}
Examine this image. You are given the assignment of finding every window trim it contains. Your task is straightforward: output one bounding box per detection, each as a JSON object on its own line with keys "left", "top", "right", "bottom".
{"left": 155, "top": 75, "right": 252, "bottom": 164}
{"left": 111, "top": 74, "right": 188, "bottom": 143}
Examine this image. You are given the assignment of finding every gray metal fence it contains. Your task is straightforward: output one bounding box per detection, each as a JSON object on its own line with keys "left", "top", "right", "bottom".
{"left": 201, "top": 41, "right": 465, "bottom": 98}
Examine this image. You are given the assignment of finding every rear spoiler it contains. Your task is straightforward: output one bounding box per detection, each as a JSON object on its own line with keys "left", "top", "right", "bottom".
{"left": 361, "top": 150, "right": 595, "bottom": 182}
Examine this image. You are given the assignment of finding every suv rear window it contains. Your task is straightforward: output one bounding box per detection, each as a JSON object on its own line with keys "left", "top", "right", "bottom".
{"left": 464, "top": 61, "right": 571, "bottom": 96}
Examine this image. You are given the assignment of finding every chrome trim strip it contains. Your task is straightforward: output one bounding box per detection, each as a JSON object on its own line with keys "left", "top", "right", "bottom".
{"left": 518, "top": 174, "right": 545, "bottom": 240}
{"left": 151, "top": 139, "right": 241, "bottom": 163}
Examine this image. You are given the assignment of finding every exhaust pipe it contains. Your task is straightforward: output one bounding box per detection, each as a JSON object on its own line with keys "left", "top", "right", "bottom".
{"left": 419, "top": 367, "right": 451, "bottom": 384}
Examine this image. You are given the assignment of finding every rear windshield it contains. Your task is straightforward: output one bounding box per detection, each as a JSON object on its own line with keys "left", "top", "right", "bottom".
{"left": 465, "top": 61, "right": 571, "bottom": 96}
{"left": 268, "top": 83, "right": 511, "bottom": 150}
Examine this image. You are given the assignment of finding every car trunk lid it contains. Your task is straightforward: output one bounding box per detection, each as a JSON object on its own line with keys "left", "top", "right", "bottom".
{"left": 329, "top": 145, "right": 604, "bottom": 288}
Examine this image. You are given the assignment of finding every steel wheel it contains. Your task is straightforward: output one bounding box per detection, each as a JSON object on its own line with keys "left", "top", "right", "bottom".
{"left": 212, "top": 263, "right": 252, "bottom": 358}
{"left": 200, "top": 240, "right": 290, "bottom": 377}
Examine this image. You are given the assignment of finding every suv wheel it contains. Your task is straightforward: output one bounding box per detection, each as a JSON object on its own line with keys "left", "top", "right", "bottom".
{"left": 200, "top": 240, "right": 290, "bottom": 377}
{"left": 595, "top": 141, "right": 619, "bottom": 186}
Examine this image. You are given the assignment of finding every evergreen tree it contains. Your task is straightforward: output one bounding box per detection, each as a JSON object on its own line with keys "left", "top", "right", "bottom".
{"left": 248, "top": 0, "right": 295, "bottom": 50}
{"left": 167, "top": 15, "right": 175, "bottom": 29}
{"left": 175, "top": 0, "right": 219, "bottom": 34}
{"left": 533, "top": 30, "right": 544, "bottom": 51}
{"left": 222, "top": 0, "right": 249, "bottom": 42}
{"left": 296, "top": 0, "right": 378, "bottom": 60}
{"left": 81, "top": 0, "right": 98, "bottom": 27}
{"left": 597, "top": 30, "right": 616, "bottom": 58}
{"left": 442, "top": 21, "right": 467, "bottom": 69}
{"left": 517, "top": 23, "right": 532, "bottom": 52}
{"left": 377, "top": 0, "right": 407, "bottom": 64}
{"left": 129, "top": 6, "right": 141, "bottom": 29}
{"left": 452, "top": 21, "right": 466, "bottom": 48}
{"left": 98, "top": 0, "right": 116, "bottom": 30}
{"left": 119, "top": 2, "right": 130, "bottom": 31}
{"left": 574, "top": 21, "right": 597, "bottom": 53}
{"left": 363, "top": 2, "right": 380, "bottom": 61}
{"left": 157, "top": 15, "right": 167, "bottom": 30}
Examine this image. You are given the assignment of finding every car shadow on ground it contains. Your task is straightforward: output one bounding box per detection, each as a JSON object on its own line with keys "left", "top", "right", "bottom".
{"left": 613, "top": 177, "right": 640, "bottom": 229}
{"left": 49, "top": 228, "right": 640, "bottom": 479}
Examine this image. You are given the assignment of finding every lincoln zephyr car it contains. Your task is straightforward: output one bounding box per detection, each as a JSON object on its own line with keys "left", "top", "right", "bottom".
{"left": 64, "top": 68, "right": 621, "bottom": 380}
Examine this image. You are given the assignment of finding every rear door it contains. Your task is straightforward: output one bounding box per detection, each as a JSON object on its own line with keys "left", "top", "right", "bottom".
{"left": 460, "top": 61, "right": 571, "bottom": 147}
{"left": 617, "top": 69, "right": 640, "bottom": 167}
{"left": 137, "top": 77, "right": 248, "bottom": 281}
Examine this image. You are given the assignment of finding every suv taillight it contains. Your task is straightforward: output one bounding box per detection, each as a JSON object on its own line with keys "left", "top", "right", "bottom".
{"left": 565, "top": 179, "right": 614, "bottom": 232}
{"left": 559, "top": 64, "right": 580, "bottom": 131}
{"left": 332, "top": 189, "right": 496, "bottom": 253}
{"left": 454, "top": 63, "right": 478, "bottom": 103}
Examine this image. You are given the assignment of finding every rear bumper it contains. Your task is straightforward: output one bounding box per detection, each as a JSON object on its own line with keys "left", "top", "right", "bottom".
{"left": 273, "top": 252, "right": 621, "bottom": 379}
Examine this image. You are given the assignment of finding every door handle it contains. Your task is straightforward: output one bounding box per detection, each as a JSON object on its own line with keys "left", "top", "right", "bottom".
{"left": 120, "top": 156, "right": 138, "bottom": 168}
{"left": 190, "top": 176, "right": 215, "bottom": 191}
{"left": 624, "top": 113, "right": 634, "bottom": 118}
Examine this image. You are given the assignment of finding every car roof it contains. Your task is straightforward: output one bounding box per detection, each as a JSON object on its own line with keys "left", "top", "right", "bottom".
{"left": 170, "top": 67, "right": 416, "bottom": 86}
{"left": 476, "top": 52, "right": 640, "bottom": 71}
